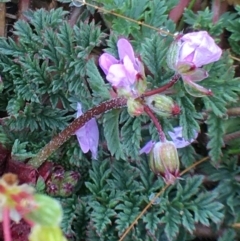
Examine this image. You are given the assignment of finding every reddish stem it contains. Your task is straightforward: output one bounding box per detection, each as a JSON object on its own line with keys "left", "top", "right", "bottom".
{"left": 144, "top": 105, "right": 166, "bottom": 142}
{"left": 169, "top": 0, "right": 191, "bottom": 23}
{"left": 29, "top": 97, "right": 127, "bottom": 168}
{"left": 141, "top": 75, "right": 179, "bottom": 98}
{"left": 18, "top": 0, "right": 31, "bottom": 20}
{"left": 68, "top": 7, "right": 84, "bottom": 27}
{"left": 3, "top": 208, "right": 12, "bottom": 241}
{"left": 29, "top": 78, "right": 179, "bottom": 168}
{"left": 212, "top": 0, "right": 228, "bottom": 24}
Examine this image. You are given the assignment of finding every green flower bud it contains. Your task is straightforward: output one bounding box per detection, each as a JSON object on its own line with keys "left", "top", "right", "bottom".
{"left": 127, "top": 97, "right": 144, "bottom": 117}
{"left": 29, "top": 225, "right": 67, "bottom": 241}
{"left": 166, "top": 37, "right": 182, "bottom": 71}
{"left": 149, "top": 141, "right": 180, "bottom": 184}
{"left": 25, "top": 194, "right": 62, "bottom": 226}
{"left": 145, "top": 94, "right": 180, "bottom": 117}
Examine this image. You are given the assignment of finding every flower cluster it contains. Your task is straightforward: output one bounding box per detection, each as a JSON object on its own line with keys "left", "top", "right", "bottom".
{"left": 74, "top": 31, "right": 222, "bottom": 184}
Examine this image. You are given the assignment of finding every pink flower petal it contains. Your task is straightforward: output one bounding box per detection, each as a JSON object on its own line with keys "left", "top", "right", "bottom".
{"left": 123, "top": 55, "right": 138, "bottom": 85}
{"left": 182, "top": 68, "right": 208, "bottom": 82}
{"left": 180, "top": 31, "right": 222, "bottom": 67}
{"left": 107, "top": 64, "right": 129, "bottom": 87}
{"left": 117, "top": 38, "right": 136, "bottom": 64}
{"left": 99, "top": 53, "right": 118, "bottom": 75}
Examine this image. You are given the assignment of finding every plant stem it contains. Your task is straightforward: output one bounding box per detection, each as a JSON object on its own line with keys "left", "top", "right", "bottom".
{"left": 3, "top": 208, "right": 12, "bottom": 241}
{"left": 18, "top": 0, "right": 31, "bottom": 20}
{"left": 29, "top": 97, "right": 127, "bottom": 168}
{"left": 141, "top": 74, "right": 179, "bottom": 98}
{"left": 0, "top": 3, "right": 6, "bottom": 37}
{"left": 144, "top": 105, "right": 166, "bottom": 142}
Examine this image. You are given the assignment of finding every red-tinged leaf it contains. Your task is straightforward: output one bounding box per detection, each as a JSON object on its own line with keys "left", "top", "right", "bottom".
{"left": 6, "top": 158, "right": 38, "bottom": 184}
{"left": 0, "top": 144, "right": 10, "bottom": 175}
{"left": 37, "top": 161, "right": 54, "bottom": 182}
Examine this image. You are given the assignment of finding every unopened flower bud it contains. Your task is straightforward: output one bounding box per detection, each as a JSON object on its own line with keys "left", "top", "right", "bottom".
{"left": 149, "top": 141, "right": 180, "bottom": 184}
{"left": 166, "top": 37, "right": 182, "bottom": 72}
{"left": 127, "top": 97, "right": 144, "bottom": 117}
{"left": 145, "top": 94, "right": 180, "bottom": 117}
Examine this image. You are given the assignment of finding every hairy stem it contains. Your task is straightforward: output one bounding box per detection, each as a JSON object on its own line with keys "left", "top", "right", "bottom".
{"left": 141, "top": 74, "right": 179, "bottom": 98}
{"left": 144, "top": 105, "right": 166, "bottom": 142}
{"left": 29, "top": 97, "right": 127, "bottom": 168}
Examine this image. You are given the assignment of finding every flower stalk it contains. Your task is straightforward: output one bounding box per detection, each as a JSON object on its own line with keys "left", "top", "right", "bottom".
{"left": 140, "top": 74, "right": 180, "bottom": 98}
{"left": 143, "top": 105, "right": 166, "bottom": 142}
{"left": 30, "top": 79, "right": 179, "bottom": 168}
{"left": 29, "top": 97, "right": 127, "bottom": 168}
{"left": 3, "top": 207, "right": 11, "bottom": 241}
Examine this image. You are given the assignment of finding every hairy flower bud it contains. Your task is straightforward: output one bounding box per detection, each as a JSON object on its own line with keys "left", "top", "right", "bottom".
{"left": 127, "top": 97, "right": 144, "bottom": 117}
{"left": 149, "top": 141, "right": 180, "bottom": 184}
{"left": 145, "top": 94, "right": 180, "bottom": 117}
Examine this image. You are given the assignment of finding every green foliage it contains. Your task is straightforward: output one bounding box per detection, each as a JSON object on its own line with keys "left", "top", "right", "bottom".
{"left": 1, "top": 1, "right": 240, "bottom": 241}
{"left": 103, "top": 110, "right": 124, "bottom": 160}
{"left": 11, "top": 139, "right": 35, "bottom": 161}
{"left": 177, "top": 95, "right": 200, "bottom": 140}
{"left": 206, "top": 113, "right": 225, "bottom": 162}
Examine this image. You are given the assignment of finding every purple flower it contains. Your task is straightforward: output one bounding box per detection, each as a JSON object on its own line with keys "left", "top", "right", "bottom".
{"left": 99, "top": 38, "right": 146, "bottom": 96}
{"left": 168, "top": 127, "right": 198, "bottom": 148}
{"left": 167, "top": 31, "right": 222, "bottom": 96}
{"left": 140, "top": 127, "right": 198, "bottom": 154}
{"left": 75, "top": 103, "right": 99, "bottom": 159}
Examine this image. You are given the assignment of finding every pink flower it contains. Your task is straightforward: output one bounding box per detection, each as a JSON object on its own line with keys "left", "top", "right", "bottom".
{"left": 167, "top": 31, "right": 222, "bottom": 96}
{"left": 75, "top": 103, "right": 99, "bottom": 159}
{"left": 99, "top": 38, "right": 146, "bottom": 97}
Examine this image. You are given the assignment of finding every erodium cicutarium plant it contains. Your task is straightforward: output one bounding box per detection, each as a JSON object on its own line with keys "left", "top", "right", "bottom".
{"left": 1, "top": 0, "right": 240, "bottom": 240}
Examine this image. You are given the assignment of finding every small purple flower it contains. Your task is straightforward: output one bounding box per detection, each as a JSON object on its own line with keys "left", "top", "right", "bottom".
{"left": 75, "top": 103, "right": 99, "bottom": 159}
{"left": 140, "top": 127, "right": 198, "bottom": 154}
{"left": 139, "top": 140, "right": 155, "bottom": 155}
{"left": 168, "top": 127, "right": 198, "bottom": 148}
{"left": 99, "top": 38, "right": 146, "bottom": 96}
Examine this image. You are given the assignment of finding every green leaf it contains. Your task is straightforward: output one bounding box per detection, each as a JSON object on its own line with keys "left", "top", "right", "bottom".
{"left": 86, "top": 59, "right": 110, "bottom": 104}
{"left": 11, "top": 139, "right": 35, "bottom": 161}
{"left": 141, "top": 34, "right": 169, "bottom": 81}
{"left": 181, "top": 209, "right": 195, "bottom": 234}
{"left": 203, "top": 96, "right": 227, "bottom": 117}
{"left": 161, "top": 206, "right": 181, "bottom": 240}
{"left": 178, "top": 95, "right": 200, "bottom": 140}
{"left": 115, "top": 199, "right": 140, "bottom": 235}
{"left": 218, "top": 229, "right": 236, "bottom": 241}
{"left": 103, "top": 110, "right": 124, "bottom": 160}
{"left": 206, "top": 113, "right": 225, "bottom": 162}
{"left": 176, "top": 175, "right": 204, "bottom": 201}
{"left": 178, "top": 145, "right": 197, "bottom": 167}
{"left": 192, "top": 192, "right": 224, "bottom": 226}
{"left": 120, "top": 114, "right": 142, "bottom": 159}
{"left": 143, "top": 210, "right": 160, "bottom": 235}
{"left": 90, "top": 201, "right": 117, "bottom": 235}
